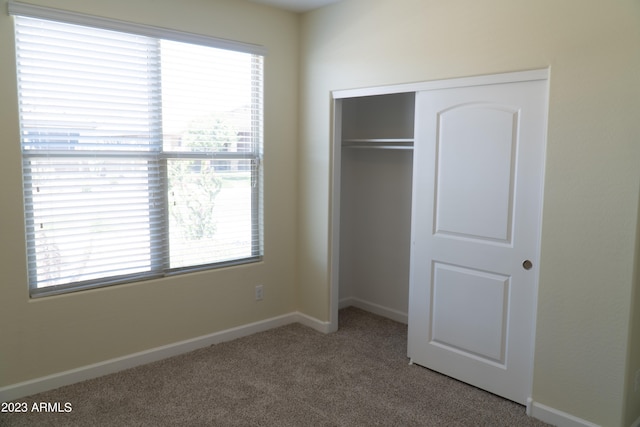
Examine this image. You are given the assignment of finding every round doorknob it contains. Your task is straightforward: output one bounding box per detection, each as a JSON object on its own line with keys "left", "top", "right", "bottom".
{"left": 522, "top": 260, "right": 533, "bottom": 270}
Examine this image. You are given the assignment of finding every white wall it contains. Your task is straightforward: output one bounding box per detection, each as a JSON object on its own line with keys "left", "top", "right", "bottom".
{"left": 298, "top": 1, "right": 640, "bottom": 426}
{"left": 0, "top": 0, "right": 300, "bottom": 389}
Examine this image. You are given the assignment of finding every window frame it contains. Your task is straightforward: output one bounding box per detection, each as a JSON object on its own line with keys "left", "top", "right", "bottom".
{"left": 10, "top": 2, "right": 266, "bottom": 298}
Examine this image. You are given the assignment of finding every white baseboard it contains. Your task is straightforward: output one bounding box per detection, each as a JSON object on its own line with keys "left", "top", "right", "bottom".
{"left": 0, "top": 311, "right": 328, "bottom": 403}
{"left": 295, "top": 311, "right": 333, "bottom": 333}
{"left": 527, "top": 399, "right": 601, "bottom": 427}
{"left": 339, "top": 297, "right": 408, "bottom": 324}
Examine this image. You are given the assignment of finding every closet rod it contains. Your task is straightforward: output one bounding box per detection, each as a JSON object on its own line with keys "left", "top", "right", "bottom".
{"left": 342, "top": 138, "right": 414, "bottom": 150}
{"left": 342, "top": 144, "right": 413, "bottom": 150}
{"left": 342, "top": 138, "right": 413, "bottom": 143}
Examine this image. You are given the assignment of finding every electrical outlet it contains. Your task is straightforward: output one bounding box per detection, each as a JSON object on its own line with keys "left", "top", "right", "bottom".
{"left": 255, "top": 284, "right": 264, "bottom": 301}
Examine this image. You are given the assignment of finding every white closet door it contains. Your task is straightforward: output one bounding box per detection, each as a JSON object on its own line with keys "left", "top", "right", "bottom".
{"left": 408, "top": 79, "right": 547, "bottom": 405}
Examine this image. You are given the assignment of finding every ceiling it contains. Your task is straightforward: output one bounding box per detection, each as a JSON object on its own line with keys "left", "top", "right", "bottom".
{"left": 248, "top": 0, "right": 342, "bottom": 13}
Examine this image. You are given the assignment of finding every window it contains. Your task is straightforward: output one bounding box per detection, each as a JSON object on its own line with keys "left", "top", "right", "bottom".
{"left": 10, "top": 3, "right": 265, "bottom": 297}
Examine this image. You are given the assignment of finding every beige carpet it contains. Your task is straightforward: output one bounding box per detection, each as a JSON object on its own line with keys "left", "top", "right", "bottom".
{"left": 0, "top": 307, "right": 550, "bottom": 426}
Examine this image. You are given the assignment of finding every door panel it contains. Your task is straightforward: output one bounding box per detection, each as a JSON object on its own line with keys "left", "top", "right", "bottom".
{"left": 408, "top": 79, "right": 547, "bottom": 405}
{"left": 431, "top": 262, "right": 509, "bottom": 365}
{"left": 435, "top": 104, "right": 517, "bottom": 243}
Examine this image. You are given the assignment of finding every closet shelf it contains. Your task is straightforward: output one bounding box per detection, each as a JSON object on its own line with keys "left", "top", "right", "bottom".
{"left": 342, "top": 138, "right": 414, "bottom": 150}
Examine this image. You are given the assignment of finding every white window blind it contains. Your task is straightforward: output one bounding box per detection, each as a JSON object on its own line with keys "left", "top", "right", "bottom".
{"left": 11, "top": 4, "right": 264, "bottom": 297}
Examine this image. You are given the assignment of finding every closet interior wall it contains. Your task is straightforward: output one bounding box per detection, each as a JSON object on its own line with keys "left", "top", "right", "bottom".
{"left": 338, "top": 92, "right": 415, "bottom": 323}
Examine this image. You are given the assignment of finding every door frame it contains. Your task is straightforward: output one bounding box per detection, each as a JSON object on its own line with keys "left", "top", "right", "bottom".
{"left": 329, "top": 70, "right": 550, "bottom": 396}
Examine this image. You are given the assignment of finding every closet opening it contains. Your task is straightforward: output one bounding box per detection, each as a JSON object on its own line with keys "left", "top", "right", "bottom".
{"left": 332, "top": 92, "right": 415, "bottom": 327}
